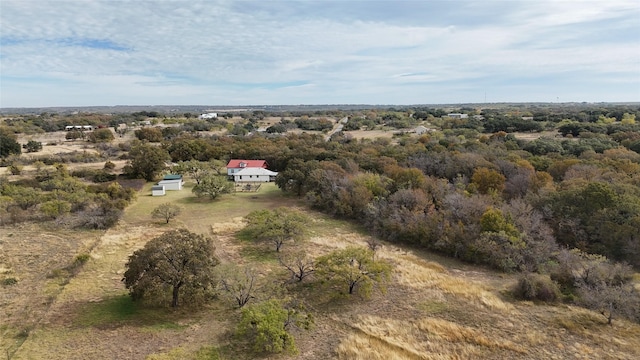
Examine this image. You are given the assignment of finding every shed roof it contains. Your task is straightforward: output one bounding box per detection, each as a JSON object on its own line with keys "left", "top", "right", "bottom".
{"left": 227, "top": 159, "right": 267, "bottom": 168}
{"left": 163, "top": 174, "right": 183, "bottom": 180}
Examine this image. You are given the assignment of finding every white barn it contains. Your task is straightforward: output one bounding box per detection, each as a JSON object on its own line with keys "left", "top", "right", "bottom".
{"left": 157, "top": 174, "right": 184, "bottom": 190}
{"left": 233, "top": 167, "right": 278, "bottom": 183}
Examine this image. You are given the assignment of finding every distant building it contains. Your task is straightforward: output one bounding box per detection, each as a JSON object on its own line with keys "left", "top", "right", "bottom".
{"left": 414, "top": 125, "right": 429, "bottom": 135}
{"left": 199, "top": 113, "right": 217, "bottom": 119}
{"left": 447, "top": 113, "right": 468, "bottom": 119}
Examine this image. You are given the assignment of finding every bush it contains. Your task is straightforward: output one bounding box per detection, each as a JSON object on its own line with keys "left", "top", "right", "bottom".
{"left": 512, "top": 273, "right": 561, "bottom": 302}
{"left": 8, "top": 164, "right": 22, "bottom": 175}
{"left": 1, "top": 277, "right": 18, "bottom": 286}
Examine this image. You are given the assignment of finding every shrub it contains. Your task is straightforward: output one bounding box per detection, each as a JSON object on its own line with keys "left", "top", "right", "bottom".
{"left": 8, "top": 164, "right": 22, "bottom": 175}
{"left": 1, "top": 277, "right": 18, "bottom": 286}
{"left": 512, "top": 273, "right": 561, "bottom": 302}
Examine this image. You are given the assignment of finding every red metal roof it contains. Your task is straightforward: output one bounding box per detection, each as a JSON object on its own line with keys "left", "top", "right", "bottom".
{"left": 226, "top": 159, "right": 267, "bottom": 168}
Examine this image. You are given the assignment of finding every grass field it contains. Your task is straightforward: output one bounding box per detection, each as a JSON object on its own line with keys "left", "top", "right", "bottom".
{"left": 4, "top": 175, "right": 640, "bottom": 359}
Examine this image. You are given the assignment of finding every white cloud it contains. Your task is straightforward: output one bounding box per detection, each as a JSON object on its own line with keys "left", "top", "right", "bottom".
{"left": 1, "top": 0, "right": 638, "bottom": 107}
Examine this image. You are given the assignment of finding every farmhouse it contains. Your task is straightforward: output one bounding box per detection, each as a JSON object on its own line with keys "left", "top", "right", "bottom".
{"left": 157, "top": 174, "right": 184, "bottom": 190}
{"left": 151, "top": 185, "right": 166, "bottom": 196}
{"left": 226, "top": 159, "right": 267, "bottom": 178}
{"left": 233, "top": 167, "right": 278, "bottom": 182}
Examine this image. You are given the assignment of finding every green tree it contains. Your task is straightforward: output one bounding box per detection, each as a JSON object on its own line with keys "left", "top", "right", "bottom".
{"left": 151, "top": 202, "right": 182, "bottom": 224}
{"left": 134, "top": 127, "right": 163, "bottom": 142}
{"left": 40, "top": 200, "right": 72, "bottom": 219}
{"left": 0, "top": 128, "right": 21, "bottom": 157}
{"left": 88, "top": 128, "right": 115, "bottom": 143}
{"left": 244, "top": 208, "right": 308, "bottom": 252}
{"left": 23, "top": 140, "right": 42, "bottom": 153}
{"left": 316, "top": 247, "right": 392, "bottom": 297}
{"left": 192, "top": 174, "right": 233, "bottom": 200}
{"left": 123, "top": 142, "right": 170, "bottom": 181}
{"left": 470, "top": 167, "right": 506, "bottom": 194}
{"left": 237, "top": 300, "right": 312, "bottom": 355}
{"left": 122, "top": 229, "right": 219, "bottom": 307}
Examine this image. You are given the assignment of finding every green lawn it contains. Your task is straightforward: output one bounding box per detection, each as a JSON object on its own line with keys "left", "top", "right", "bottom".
{"left": 122, "top": 182, "right": 301, "bottom": 234}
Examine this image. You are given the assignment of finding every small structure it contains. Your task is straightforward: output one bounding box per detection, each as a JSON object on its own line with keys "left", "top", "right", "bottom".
{"left": 157, "top": 174, "right": 184, "bottom": 191}
{"left": 226, "top": 159, "right": 268, "bottom": 178}
{"left": 447, "top": 113, "right": 468, "bottom": 119}
{"left": 415, "top": 125, "right": 429, "bottom": 135}
{"left": 199, "top": 112, "right": 217, "bottom": 119}
{"left": 151, "top": 185, "right": 166, "bottom": 196}
{"left": 233, "top": 167, "right": 278, "bottom": 183}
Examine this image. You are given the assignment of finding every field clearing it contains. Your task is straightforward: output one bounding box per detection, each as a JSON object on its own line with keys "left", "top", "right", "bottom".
{"left": 4, "top": 177, "right": 640, "bottom": 359}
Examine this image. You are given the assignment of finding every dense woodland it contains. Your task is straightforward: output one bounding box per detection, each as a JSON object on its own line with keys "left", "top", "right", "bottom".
{"left": 1, "top": 103, "right": 640, "bottom": 326}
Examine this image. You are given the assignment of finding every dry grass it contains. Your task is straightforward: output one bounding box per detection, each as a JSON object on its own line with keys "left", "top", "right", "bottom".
{"left": 5, "top": 172, "right": 640, "bottom": 359}
{"left": 336, "top": 315, "right": 524, "bottom": 360}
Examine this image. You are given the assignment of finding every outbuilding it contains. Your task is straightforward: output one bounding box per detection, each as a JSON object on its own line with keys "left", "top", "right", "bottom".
{"left": 157, "top": 174, "right": 184, "bottom": 190}
{"left": 151, "top": 185, "right": 166, "bottom": 196}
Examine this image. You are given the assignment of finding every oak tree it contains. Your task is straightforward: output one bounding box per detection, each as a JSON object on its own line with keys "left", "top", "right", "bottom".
{"left": 123, "top": 229, "right": 219, "bottom": 307}
{"left": 316, "top": 247, "right": 392, "bottom": 297}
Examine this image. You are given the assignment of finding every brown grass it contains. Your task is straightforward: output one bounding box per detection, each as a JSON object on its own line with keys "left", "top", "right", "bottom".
{"left": 4, "top": 170, "right": 640, "bottom": 360}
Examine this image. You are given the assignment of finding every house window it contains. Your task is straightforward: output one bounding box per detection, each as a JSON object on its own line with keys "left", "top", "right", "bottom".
{"left": 239, "top": 176, "right": 242, "bottom": 179}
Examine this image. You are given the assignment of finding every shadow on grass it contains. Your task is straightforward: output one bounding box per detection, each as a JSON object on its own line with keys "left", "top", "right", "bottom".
{"left": 234, "top": 228, "right": 279, "bottom": 263}
{"left": 74, "top": 294, "right": 188, "bottom": 330}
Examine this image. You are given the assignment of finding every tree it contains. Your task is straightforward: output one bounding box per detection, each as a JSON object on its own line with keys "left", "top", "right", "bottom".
{"left": 23, "top": 140, "right": 42, "bottom": 153}
{"left": 88, "top": 128, "right": 115, "bottom": 143}
{"left": 470, "top": 167, "right": 506, "bottom": 194}
{"left": 577, "top": 281, "right": 640, "bottom": 325}
{"left": 0, "top": 129, "right": 21, "bottom": 157}
{"left": 122, "top": 229, "right": 219, "bottom": 307}
{"left": 65, "top": 130, "right": 84, "bottom": 140}
{"left": 151, "top": 202, "right": 182, "bottom": 224}
{"left": 134, "top": 127, "right": 163, "bottom": 142}
{"left": 123, "top": 142, "right": 170, "bottom": 181}
{"left": 192, "top": 174, "right": 233, "bottom": 200}
{"left": 236, "top": 299, "right": 312, "bottom": 355}
{"left": 278, "top": 250, "right": 314, "bottom": 283}
{"left": 40, "top": 200, "right": 71, "bottom": 219}
{"left": 218, "top": 264, "right": 258, "bottom": 308}
{"left": 315, "top": 247, "right": 392, "bottom": 297}
{"left": 244, "top": 208, "right": 308, "bottom": 252}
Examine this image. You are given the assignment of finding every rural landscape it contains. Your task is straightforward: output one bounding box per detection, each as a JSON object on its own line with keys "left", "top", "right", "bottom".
{"left": 1, "top": 103, "right": 639, "bottom": 359}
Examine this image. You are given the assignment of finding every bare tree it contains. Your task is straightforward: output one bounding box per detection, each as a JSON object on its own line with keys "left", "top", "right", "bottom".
{"left": 578, "top": 281, "right": 640, "bottom": 325}
{"left": 279, "top": 250, "right": 314, "bottom": 283}
{"left": 218, "top": 265, "right": 258, "bottom": 308}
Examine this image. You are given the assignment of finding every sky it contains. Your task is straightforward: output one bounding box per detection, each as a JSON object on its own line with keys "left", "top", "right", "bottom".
{"left": 0, "top": 0, "right": 639, "bottom": 107}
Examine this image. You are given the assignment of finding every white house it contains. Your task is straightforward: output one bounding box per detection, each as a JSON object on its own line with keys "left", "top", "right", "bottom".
{"left": 151, "top": 185, "right": 166, "bottom": 196}
{"left": 233, "top": 167, "right": 278, "bottom": 183}
{"left": 157, "top": 174, "right": 184, "bottom": 190}
{"left": 226, "top": 159, "right": 267, "bottom": 177}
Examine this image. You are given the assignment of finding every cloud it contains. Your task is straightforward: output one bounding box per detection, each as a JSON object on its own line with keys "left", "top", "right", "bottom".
{"left": 0, "top": 0, "right": 638, "bottom": 107}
